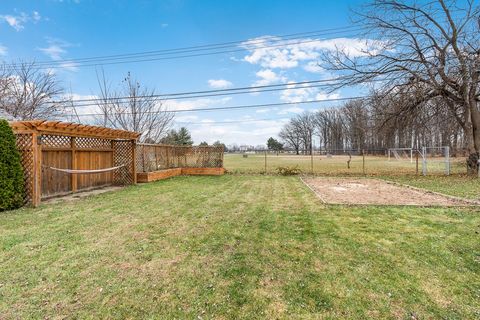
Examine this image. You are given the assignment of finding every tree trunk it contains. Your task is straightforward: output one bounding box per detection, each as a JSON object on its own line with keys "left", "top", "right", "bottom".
{"left": 466, "top": 101, "right": 480, "bottom": 174}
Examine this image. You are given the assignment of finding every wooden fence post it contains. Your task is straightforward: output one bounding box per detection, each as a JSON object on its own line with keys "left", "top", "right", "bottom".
{"left": 71, "top": 137, "right": 77, "bottom": 193}
{"left": 132, "top": 139, "right": 137, "bottom": 184}
{"left": 31, "top": 132, "right": 42, "bottom": 207}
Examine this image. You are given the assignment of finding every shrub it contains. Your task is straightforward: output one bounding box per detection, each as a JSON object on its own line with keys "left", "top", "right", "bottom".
{"left": 276, "top": 166, "right": 302, "bottom": 176}
{"left": 0, "top": 119, "right": 24, "bottom": 211}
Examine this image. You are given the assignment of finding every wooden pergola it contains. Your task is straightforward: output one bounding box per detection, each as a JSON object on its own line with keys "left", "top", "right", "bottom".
{"left": 10, "top": 120, "right": 140, "bottom": 206}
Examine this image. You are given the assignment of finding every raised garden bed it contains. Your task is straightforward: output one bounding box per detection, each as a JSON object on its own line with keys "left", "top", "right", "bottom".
{"left": 137, "top": 167, "right": 225, "bottom": 183}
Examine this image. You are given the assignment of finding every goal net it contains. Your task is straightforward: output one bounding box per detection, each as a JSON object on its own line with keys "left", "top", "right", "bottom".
{"left": 420, "top": 146, "right": 450, "bottom": 176}
{"left": 388, "top": 148, "right": 413, "bottom": 163}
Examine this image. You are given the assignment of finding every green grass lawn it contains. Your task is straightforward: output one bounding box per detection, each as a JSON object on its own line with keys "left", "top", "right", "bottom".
{"left": 383, "top": 175, "right": 480, "bottom": 201}
{"left": 0, "top": 175, "right": 479, "bottom": 319}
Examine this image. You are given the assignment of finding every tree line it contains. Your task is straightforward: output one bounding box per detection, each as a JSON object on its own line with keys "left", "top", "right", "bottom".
{"left": 279, "top": 93, "right": 466, "bottom": 156}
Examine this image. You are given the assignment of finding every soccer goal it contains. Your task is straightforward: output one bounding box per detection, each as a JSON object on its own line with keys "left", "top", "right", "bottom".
{"left": 388, "top": 148, "right": 413, "bottom": 163}
{"left": 420, "top": 146, "right": 450, "bottom": 176}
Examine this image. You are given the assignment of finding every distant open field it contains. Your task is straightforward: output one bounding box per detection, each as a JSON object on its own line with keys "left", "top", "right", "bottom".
{"left": 224, "top": 153, "right": 467, "bottom": 176}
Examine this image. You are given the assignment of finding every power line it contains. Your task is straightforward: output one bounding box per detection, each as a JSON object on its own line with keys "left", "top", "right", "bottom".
{"left": 33, "top": 26, "right": 362, "bottom": 66}
{"left": 6, "top": 29, "right": 365, "bottom": 70}
{"left": 175, "top": 118, "right": 291, "bottom": 125}
{"left": 6, "top": 26, "right": 363, "bottom": 69}
{"left": 57, "top": 80, "right": 349, "bottom": 107}
{"left": 54, "top": 78, "right": 346, "bottom": 104}
{"left": 65, "top": 83, "right": 339, "bottom": 108}
{"left": 67, "top": 96, "right": 367, "bottom": 116}
{"left": 55, "top": 77, "right": 387, "bottom": 107}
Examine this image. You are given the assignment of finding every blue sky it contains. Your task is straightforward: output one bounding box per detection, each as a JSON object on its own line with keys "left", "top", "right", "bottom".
{"left": 0, "top": 0, "right": 368, "bottom": 145}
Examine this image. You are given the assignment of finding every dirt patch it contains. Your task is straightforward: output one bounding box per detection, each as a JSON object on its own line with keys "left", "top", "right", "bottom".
{"left": 302, "top": 177, "right": 472, "bottom": 206}
{"left": 44, "top": 186, "right": 124, "bottom": 205}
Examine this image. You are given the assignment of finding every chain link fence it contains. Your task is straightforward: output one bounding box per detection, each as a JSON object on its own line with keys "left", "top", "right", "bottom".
{"left": 224, "top": 148, "right": 467, "bottom": 176}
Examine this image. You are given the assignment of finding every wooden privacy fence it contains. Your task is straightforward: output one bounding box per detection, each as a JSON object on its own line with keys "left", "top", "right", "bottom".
{"left": 136, "top": 144, "right": 224, "bottom": 172}
{"left": 11, "top": 120, "right": 139, "bottom": 206}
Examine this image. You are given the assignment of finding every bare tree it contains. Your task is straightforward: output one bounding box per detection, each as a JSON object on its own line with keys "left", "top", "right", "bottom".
{"left": 96, "top": 71, "right": 174, "bottom": 142}
{"left": 0, "top": 66, "right": 10, "bottom": 101}
{"left": 314, "top": 109, "right": 347, "bottom": 153}
{"left": 279, "top": 122, "right": 301, "bottom": 154}
{"left": 0, "top": 62, "right": 64, "bottom": 120}
{"left": 292, "top": 112, "right": 316, "bottom": 154}
{"left": 322, "top": 0, "right": 480, "bottom": 172}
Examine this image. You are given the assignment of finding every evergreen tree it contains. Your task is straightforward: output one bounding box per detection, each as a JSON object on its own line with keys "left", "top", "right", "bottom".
{"left": 267, "top": 137, "right": 284, "bottom": 152}
{"left": 176, "top": 127, "right": 193, "bottom": 145}
{"left": 160, "top": 127, "right": 193, "bottom": 145}
{"left": 0, "top": 120, "right": 24, "bottom": 211}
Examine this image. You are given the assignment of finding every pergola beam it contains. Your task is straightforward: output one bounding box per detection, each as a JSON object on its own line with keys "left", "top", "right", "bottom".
{"left": 9, "top": 120, "right": 140, "bottom": 140}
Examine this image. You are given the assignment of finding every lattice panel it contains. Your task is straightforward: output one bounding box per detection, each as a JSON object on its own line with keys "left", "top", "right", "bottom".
{"left": 183, "top": 146, "right": 224, "bottom": 168}
{"left": 136, "top": 145, "right": 145, "bottom": 172}
{"left": 75, "top": 137, "right": 112, "bottom": 150}
{"left": 113, "top": 140, "right": 135, "bottom": 185}
{"left": 135, "top": 144, "right": 224, "bottom": 172}
{"left": 15, "top": 134, "right": 34, "bottom": 205}
{"left": 41, "top": 135, "right": 71, "bottom": 148}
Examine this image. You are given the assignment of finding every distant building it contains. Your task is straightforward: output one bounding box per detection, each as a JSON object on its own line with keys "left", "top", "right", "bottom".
{"left": 239, "top": 145, "right": 253, "bottom": 152}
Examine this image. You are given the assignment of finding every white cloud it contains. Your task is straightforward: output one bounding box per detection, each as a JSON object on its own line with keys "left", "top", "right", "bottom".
{"left": 279, "top": 81, "right": 341, "bottom": 105}
{"left": 208, "top": 79, "right": 233, "bottom": 89}
{"left": 315, "top": 92, "right": 340, "bottom": 101}
{"left": 187, "top": 118, "right": 290, "bottom": 145}
{"left": 0, "top": 11, "right": 41, "bottom": 31}
{"left": 32, "top": 11, "right": 41, "bottom": 22}
{"left": 39, "top": 44, "right": 66, "bottom": 60}
{"left": 175, "top": 115, "right": 199, "bottom": 122}
{"left": 0, "top": 14, "right": 27, "bottom": 31}
{"left": 164, "top": 97, "right": 232, "bottom": 112}
{"left": 252, "top": 69, "right": 286, "bottom": 87}
{"left": 280, "top": 81, "right": 316, "bottom": 103}
{"left": 58, "top": 62, "right": 79, "bottom": 72}
{"left": 38, "top": 38, "right": 78, "bottom": 72}
{"left": 241, "top": 36, "right": 373, "bottom": 71}
{"left": 303, "top": 61, "right": 324, "bottom": 73}
{"left": 277, "top": 107, "right": 304, "bottom": 115}
{"left": 0, "top": 44, "right": 7, "bottom": 56}
{"left": 59, "top": 93, "right": 99, "bottom": 122}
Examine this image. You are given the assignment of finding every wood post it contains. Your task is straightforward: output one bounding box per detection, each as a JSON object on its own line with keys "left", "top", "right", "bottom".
{"left": 71, "top": 137, "right": 77, "bottom": 193}
{"left": 166, "top": 147, "right": 170, "bottom": 168}
{"left": 221, "top": 146, "right": 224, "bottom": 168}
{"left": 111, "top": 140, "right": 116, "bottom": 185}
{"left": 132, "top": 139, "right": 137, "bottom": 184}
{"left": 31, "top": 132, "right": 42, "bottom": 207}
